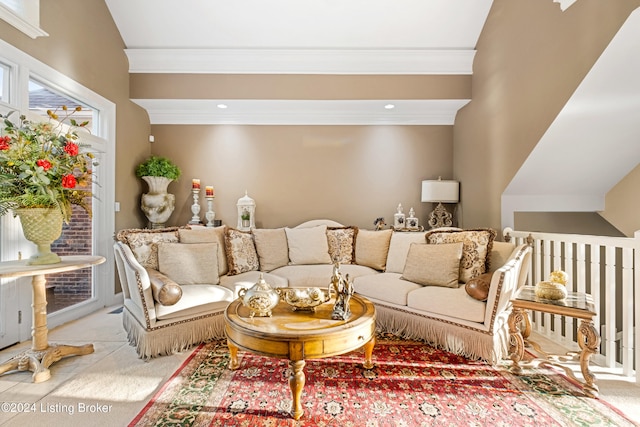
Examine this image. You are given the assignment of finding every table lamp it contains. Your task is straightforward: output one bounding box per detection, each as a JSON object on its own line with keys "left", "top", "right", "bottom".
{"left": 421, "top": 177, "right": 459, "bottom": 228}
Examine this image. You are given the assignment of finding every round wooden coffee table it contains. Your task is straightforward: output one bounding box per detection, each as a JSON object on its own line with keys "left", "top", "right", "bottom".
{"left": 224, "top": 293, "right": 376, "bottom": 420}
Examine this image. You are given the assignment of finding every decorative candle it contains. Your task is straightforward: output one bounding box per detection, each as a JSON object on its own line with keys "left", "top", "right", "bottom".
{"left": 206, "top": 186, "right": 214, "bottom": 196}
{"left": 192, "top": 179, "right": 200, "bottom": 189}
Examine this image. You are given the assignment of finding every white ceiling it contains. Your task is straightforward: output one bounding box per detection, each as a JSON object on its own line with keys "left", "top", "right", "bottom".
{"left": 104, "top": 0, "right": 493, "bottom": 125}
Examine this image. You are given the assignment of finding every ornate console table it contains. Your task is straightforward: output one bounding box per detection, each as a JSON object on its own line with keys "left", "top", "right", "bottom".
{"left": 0, "top": 255, "right": 105, "bottom": 383}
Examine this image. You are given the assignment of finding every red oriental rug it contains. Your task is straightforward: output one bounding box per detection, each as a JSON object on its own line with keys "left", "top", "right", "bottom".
{"left": 130, "top": 335, "right": 636, "bottom": 426}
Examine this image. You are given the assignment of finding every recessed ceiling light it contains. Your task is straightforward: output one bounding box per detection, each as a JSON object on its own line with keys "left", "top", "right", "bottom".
{"left": 217, "top": 104, "right": 228, "bottom": 109}
{"left": 384, "top": 104, "right": 395, "bottom": 110}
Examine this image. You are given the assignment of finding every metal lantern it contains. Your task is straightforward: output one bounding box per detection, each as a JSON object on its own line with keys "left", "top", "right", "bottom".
{"left": 236, "top": 190, "right": 256, "bottom": 231}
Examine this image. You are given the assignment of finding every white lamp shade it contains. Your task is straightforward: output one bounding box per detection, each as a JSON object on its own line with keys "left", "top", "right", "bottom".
{"left": 421, "top": 180, "right": 459, "bottom": 203}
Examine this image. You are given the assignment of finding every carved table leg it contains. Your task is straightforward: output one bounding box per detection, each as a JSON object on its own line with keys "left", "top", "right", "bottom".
{"left": 363, "top": 336, "right": 375, "bottom": 369}
{"left": 577, "top": 319, "right": 600, "bottom": 398}
{"left": 289, "top": 359, "right": 306, "bottom": 420}
{"left": 508, "top": 307, "right": 527, "bottom": 374}
{"left": 227, "top": 339, "right": 240, "bottom": 370}
{"left": 0, "top": 274, "right": 94, "bottom": 383}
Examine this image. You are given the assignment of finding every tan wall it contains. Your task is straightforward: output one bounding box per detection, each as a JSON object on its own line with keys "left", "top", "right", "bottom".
{"left": 454, "top": 0, "right": 640, "bottom": 231}
{"left": 515, "top": 212, "right": 624, "bottom": 237}
{"left": 149, "top": 125, "right": 453, "bottom": 229}
{"left": 601, "top": 164, "right": 640, "bottom": 237}
{"left": 0, "top": 0, "right": 151, "bottom": 231}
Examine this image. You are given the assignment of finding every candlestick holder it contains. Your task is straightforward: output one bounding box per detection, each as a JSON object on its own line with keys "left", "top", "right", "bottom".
{"left": 189, "top": 189, "right": 201, "bottom": 225}
{"left": 205, "top": 196, "right": 216, "bottom": 227}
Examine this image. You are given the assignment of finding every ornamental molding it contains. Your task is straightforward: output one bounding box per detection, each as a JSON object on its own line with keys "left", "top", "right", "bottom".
{"left": 132, "top": 99, "right": 470, "bottom": 126}
{"left": 553, "top": 0, "right": 579, "bottom": 11}
{"left": 124, "top": 48, "right": 475, "bottom": 75}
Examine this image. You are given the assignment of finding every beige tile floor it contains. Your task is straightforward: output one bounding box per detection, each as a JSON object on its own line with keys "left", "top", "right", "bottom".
{"left": 0, "top": 306, "right": 638, "bottom": 426}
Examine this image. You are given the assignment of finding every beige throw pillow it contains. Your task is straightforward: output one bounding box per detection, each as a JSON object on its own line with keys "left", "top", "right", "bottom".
{"left": 426, "top": 228, "right": 497, "bottom": 283}
{"left": 178, "top": 226, "right": 229, "bottom": 276}
{"left": 225, "top": 228, "right": 260, "bottom": 275}
{"left": 327, "top": 226, "right": 358, "bottom": 264}
{"left": 157, "top": 242, "right": 219, "bottom": 285}
{"left": 401, "top": 242, "right": 463, "bottom": 288}
{"left": 355, "top": 229, "right": 393, "bottom": 271}
{"left": 253, "top": 228, "right": 289, "bottom": 272}
{"left": 285, "top": 225, "right": 332, "bottom": 265}
{"left": 385, "top": 231, "right": 428, "bottom": 273}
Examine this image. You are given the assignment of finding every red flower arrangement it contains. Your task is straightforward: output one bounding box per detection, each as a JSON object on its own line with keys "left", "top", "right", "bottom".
{"left": 0, "top": 106, "right": 97, "bottom": 222}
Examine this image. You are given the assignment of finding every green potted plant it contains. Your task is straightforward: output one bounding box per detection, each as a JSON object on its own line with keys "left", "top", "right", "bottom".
{"left": 241, "top": 208, "right": 251, "bottom": 228}
{"left": 136, "top": 156, "right": 181, "bottom": 228}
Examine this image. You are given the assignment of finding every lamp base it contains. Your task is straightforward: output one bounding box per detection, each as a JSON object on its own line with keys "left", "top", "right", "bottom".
{"left": 428, "top": 203, "right": 453, "bottom": 229}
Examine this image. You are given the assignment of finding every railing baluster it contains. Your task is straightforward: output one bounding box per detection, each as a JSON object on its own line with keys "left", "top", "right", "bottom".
{"left": 622, "top": 247, "right": 634, "bottom": 376}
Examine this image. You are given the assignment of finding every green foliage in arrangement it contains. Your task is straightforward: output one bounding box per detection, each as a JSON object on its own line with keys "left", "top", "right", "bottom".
{"left": 135, "top": 156, "right": 181, "bottom": 180}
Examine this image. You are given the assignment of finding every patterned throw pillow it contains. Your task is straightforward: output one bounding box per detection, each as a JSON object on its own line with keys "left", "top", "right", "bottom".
{"left": 326, "top": 226, "right": 358, "bottom": 264}
{"left": 425, "top": 228, "right": 497, "bottom": 283}
{"left": 224, "top": 228, "right": 259, "bottom": 275}
{"left": 115, "top": 227, "right": 180, "bottom": 270}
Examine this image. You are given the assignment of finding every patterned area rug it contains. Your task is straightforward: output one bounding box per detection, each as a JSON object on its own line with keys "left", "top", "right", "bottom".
{"left": 130, "top": 335, "right": 636, "bottom": 426}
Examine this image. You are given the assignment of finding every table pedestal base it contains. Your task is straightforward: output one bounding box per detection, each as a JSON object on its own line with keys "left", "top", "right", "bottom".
{"left": 0, "top": 343, "right": 94, "bottom": 383}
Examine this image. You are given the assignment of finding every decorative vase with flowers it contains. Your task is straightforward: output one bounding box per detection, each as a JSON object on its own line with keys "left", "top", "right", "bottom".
{"left": 135, "top": 156, "right": 181, "bottom": 228}
{"left": 0, "top": 106, "right": 96, "bottom": 265}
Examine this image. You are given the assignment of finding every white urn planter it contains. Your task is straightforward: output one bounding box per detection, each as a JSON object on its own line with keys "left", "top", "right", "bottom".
{"left": 141, "top": 176, "right": 175, "bottom": 228}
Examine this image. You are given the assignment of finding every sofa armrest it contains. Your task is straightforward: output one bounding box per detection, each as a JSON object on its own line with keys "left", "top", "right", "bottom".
{"left": 483, "top": 244, "right": 532, "bottom": 328}
{"left": 114, "top": 241, "right": 158, "bottom": 326}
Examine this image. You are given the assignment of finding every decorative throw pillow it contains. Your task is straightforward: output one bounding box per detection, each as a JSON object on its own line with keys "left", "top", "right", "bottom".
{"left": 284, "top": 225, "right": 332, "bottom": 265}
{"left": 147, "top": 268, "right": 183, "bottom": 306}
{"left": 252, "top": 228, "right": 289, "bottom": 272}
{"left": 326, "top": 226, "right": 358, "bottom": 264}
{"left": 385, "top": 231, "right": 427, "bottom": 273}
{"left": 401, "top": 242, "right": 463, "bottom": 288}
{"left": 355, "top": 228, "right": 393, "bottom": 271}
{"left": 179, "top": 226, "right": 229, "bottom": 276}
{"left": 425, "top": 228, "right": 497, "bottom": 283}
{"left": 115, "top": 227, "right": 180, "bottom": 270}
{"left": 465, "top": 272, "right": 494, "bottom": 301}
{"left": 225, "top": 228, "right": 260, "bottom": 275}
{"left": 157, "top": 242, "right": 219, "bottom": 285}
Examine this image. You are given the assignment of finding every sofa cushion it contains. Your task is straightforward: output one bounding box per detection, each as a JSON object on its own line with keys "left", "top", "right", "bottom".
{"left": 157, "top": 242, "right": 219, "bottom": 285}
{"left": 385, "top": 231, "right": 428, "bottom": 273}
{"left": 147, "top": 268, "right": 183, "bottom": 306}
{"left": 155, "top": 284, "right": 234, "bottom": 321}
{"left": 489, "top": 241, "right": 516, "bottom": 273}
{"left": 225, "top": 228, "right": 259, "bottom": 275}
{"left": 352, "top": 272, "right": 422, "bottom": 306}
{"left": 271, "top": 264, "right": 377, "bottom": 288}
{"left": 355, "top": 229, "right": 393, "bottom": 271}
{"left": 401, "top": 242, "right": 463, "bottom": 288}
{"left": 425, "top": 228, "right": 497, "bottom": 283}
{"left": 115, "top": 227, "right": 180, "bottom": 270}
{"left": 327, "top": 226, "right": 358, "bottom": 264}
{"left": 253, "top": 228, "right": 289, "bottom": 272}
{"left": 178, "top": 226, "right": 228, "bottom": 276}
{"left": 465, "top": 272, "right": 493, "bottom": 301}
{"left": 407, "top": 285, "right": 486, "bottom": 323}
{"left": 219, "top": 270, "right": 289, "bottom": 294}
{"left": 285, "top": 225, "right": 332, "bottom": 265}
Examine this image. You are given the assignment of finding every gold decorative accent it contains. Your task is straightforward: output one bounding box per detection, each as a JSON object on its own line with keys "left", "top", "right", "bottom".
{"left": 427, "top": 202, "right": 453, "bottom": 228}
{"left": 277, "top": 287, "right": 330, "bottom": 311}
{"left": 238, "top": 273, "right": 280, "bottom": 318}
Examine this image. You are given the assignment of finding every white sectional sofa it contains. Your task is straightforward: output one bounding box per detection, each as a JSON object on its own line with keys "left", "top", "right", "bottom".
{"left": 113, "top": 219, "right": 531, "bottom": 362}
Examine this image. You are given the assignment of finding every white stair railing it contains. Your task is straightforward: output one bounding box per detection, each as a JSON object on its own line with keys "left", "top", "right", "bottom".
{"left": 503, "top": 227, "right": 639, "bottom": 384}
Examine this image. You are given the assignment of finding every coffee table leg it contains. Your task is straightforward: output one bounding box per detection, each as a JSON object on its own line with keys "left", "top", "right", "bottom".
{"left": 363, "top": 336, "right": 375, "bottom": 369}
{"left": 227, "top": 339, "right": 240, "bottom": 370}
{"left": 508, "top": 307, "right": 527, "bottom": 374}
{"left": 289, "top": 359, "right": 305, "bottom": 420}
{"left": 577, "top": 319, "right": 600, "bottom": 398}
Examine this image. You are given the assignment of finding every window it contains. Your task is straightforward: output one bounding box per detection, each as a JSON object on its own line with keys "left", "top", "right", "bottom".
{"left": 0, "top": 0, "right": 47, "bottom": 38}
{"left": 0, "top": 62, "right": 9, "bottom": 103}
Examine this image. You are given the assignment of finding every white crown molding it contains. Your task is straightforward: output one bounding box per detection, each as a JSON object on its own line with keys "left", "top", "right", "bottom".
{"left": 553, "top": 0, "right": 579, "bottom": 11}
{"left": 0, "top": 3, "right": 48, "bottom": 39}
{"left": 132, "top": 99, "right": 470, "bottom": 125}
{"left": 125, "top": 48, "right": 476, "bottom": 75}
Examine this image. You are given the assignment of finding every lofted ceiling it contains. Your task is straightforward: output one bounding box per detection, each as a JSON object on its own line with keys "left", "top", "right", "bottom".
{"left": 104, "top": 0, "right": 493, "bottom": 125}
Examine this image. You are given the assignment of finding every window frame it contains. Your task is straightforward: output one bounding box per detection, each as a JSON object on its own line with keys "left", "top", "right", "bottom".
{"left": 0, "top": 0, "right": 47, "bottom": 39}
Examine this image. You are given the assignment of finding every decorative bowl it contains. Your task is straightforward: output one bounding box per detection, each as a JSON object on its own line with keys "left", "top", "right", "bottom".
{"left": 276, "top": 287, "right": 331, "bottom": 311}
{"left": 534, "top": 281, "right": 568, "bottom": 300}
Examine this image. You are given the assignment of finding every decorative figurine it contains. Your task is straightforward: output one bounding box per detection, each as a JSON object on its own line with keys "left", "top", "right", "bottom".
{"left": 393, "top": 203, "right": 405, "bottom": 230}
{"left": 406, "top": 207, "right": 419, "bottom": 230}
{"left": 374, "top": 217, "right": 386, "bottom": 231}
{"left": 328, "top": 261, "right": 353, "bottom": 320}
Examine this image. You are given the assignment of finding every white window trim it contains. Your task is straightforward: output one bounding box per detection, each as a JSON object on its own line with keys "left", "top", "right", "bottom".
{"left": 0, "top": 1, "right": 47, "bottom": 39}
{"left": 0, "top": 38, "right": 117, "bottom": 323}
